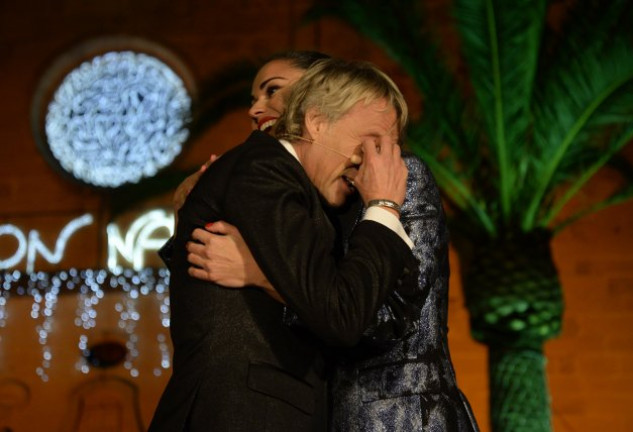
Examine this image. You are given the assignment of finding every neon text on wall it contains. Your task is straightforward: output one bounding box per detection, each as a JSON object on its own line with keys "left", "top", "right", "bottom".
{"left": 0, "top": 210, "right": 174, "bottom": 272}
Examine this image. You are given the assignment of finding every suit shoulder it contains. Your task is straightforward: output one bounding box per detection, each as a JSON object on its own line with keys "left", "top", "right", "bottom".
{"left": 220, "top": 132, "right": 309, "bottom": 196}
{"left": 236, "top": 131, "right": 296, "bottom": 163}
{"left": 216, "top": 131, "right": 298, "bottom": 175}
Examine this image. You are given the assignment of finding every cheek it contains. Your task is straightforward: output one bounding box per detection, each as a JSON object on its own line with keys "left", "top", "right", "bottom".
{"left": 324, "top": 161, "right": 346, "bottom": 184}
{"left": 269, "top": 89, "right": 292, "bottom": 114}
{"left": 267, "top": 98, "right": 284, "bottom": 115}
{"left": 311, "top": 161, "right": 337, "bottom": 189}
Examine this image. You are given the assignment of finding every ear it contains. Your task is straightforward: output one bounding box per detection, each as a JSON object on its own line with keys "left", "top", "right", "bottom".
{"left": 304, "top": 107, "right": 326, "bottom": 141}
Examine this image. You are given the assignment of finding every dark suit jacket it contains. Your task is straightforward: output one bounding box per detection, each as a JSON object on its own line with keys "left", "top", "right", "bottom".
{"left": 149, "top": 131, "right": 417, "bottom": 432}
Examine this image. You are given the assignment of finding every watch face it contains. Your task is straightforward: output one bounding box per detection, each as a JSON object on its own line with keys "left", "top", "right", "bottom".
{"left": 32, "top": 37, "right": 195, "bottom": 189}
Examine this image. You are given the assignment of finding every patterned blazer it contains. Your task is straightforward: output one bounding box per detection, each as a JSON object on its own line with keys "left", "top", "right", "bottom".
{"left": 329, "top": 153, "right": 480, "bottom": 432}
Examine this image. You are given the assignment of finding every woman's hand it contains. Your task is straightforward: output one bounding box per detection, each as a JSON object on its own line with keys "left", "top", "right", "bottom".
{"left": 186, "top": 221, "right": 285, "bottom": 304}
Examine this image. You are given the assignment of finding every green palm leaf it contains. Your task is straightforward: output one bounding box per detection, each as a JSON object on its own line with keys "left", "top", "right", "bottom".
{"left": 552, "top": 143, "right": 633, "bottom": 232}
{"left": 456, "top": 0, "right": 546, "bottom": 223}
{"left": 525, "top": 37, "right": 633, "bottom": 229}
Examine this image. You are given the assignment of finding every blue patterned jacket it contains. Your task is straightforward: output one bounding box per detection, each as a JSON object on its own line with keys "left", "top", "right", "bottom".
{"left": 329, "top": 153, "right": 480, "bottom": 432}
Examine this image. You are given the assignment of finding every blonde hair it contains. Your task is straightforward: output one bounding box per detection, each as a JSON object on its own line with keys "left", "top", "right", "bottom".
{"left": 274, "top": 58, "right": 408, "bottom": 142}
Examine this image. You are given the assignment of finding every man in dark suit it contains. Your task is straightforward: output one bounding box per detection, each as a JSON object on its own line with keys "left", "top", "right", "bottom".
{"left": 149, "top": 59, "right": 417, "bottom": 431}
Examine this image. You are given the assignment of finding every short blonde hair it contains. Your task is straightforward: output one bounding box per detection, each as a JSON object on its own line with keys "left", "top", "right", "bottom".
{"left": 274, "top": 58, "right": 408, "bottom": 142}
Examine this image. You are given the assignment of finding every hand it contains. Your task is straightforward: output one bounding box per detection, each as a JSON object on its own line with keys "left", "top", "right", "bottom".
{"left": 186, "top": 221, "right": 285, "bottom": 303}
{"left": 353, "top": 138, "right": 407, "bottom": 214}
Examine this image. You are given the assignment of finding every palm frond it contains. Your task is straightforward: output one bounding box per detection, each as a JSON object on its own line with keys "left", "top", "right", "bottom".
{"left": 546, "top": 0, "right": 633, "bottom": 59}
{"left": 544, "top": 124, "right": 633, "bottom": 225}
{"left": 455, "top": 0, "right": 546, "bottom": 223}
{"left": 305, "top": 0, "right": 633, "bottom": 241}
{"left": 524, "top": 36, "right": 633, "bottom": 229}
{"left": 406, "top": 115, "right": 496, "bottom": 235}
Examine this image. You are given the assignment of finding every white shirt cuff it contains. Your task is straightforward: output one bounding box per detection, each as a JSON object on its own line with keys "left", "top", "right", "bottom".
{"left": 363, "top": 206, "right": 414, "bottom": 249}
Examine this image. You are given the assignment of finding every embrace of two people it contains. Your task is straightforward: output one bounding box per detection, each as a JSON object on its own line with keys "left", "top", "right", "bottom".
{"left": 149, "top": 52, "right": 479, "bottom": 432}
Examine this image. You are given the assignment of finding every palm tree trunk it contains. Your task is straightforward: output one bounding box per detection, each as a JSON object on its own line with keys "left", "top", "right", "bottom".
{"left": 489, "top": 346, "right": 551, "bottom": 431}
{"left": 455, "top": 229, "right": 563, "bottom": 432}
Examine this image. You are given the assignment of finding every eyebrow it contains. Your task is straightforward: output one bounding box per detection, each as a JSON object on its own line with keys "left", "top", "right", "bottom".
{"left": 259, "top": 76, "right": 288, "bottom": 91}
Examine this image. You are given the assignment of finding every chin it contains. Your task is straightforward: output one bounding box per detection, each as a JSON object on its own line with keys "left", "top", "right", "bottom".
{"left": 326, "top": 194, "right": 348, "bottom": 208}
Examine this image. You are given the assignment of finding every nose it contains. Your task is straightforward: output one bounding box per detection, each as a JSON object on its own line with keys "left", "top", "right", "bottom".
{"left": 249, "top": 98, "right": 265, "bottom": 123}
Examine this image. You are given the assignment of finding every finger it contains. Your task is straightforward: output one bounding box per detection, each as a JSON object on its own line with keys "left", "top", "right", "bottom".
{"left": 204, "top": 221, "right": 231, "bottom": 235}
{"left": 360, "top": 140, "right": 378, "bottom": 161}
{"left": 186, "top": 241, "right": 206, "bottom": 257}
{"left": 377, "top": 136, "right": 395, "bottom": 157}
{"left": 191, "top": 227, "right": 214, "bottom": 243}
{"left": 390, "top": 137, "right": 401, "bottom": 158}
{"left": 218, "top": 221, "right": 239, "bottom": 236}
{"left": 200, "top": 154, "right": 217, "bottom": 172}
{"left": 188, "top": 266, "right": 213, "bottom": 282}
{"left": 187, "top": 251, "right": 207, "bottom": 268}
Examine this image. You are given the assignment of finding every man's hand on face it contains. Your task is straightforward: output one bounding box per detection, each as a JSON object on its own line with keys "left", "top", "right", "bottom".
{"left": 353, "top": 137, "right": 407, "bottom": 215}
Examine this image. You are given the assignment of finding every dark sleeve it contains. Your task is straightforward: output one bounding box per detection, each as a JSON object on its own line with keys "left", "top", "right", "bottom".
{"left": 223, "top": 151, "right": 418, "bottom": 347}
{"left": 158, "top": 236, "right": 174, "bottom": 269}
{"left": 355, "top": 153, "right": 447, "bottom": 349}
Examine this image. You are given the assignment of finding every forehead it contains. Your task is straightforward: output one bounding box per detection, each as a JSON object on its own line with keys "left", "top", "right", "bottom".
{"left": 251, "top": 60, "right": 304, "bottom": 92}
{"left": 339, "top": 99, "right": 398, "bottom": 138}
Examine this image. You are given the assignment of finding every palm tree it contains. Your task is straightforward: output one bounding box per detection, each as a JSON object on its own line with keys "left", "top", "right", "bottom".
{"left": 306, "top": 0, "right": 633, "bottom": 430}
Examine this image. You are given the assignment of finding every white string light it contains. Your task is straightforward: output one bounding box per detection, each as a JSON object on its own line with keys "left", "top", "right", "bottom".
{"left": 154, "top": 268, "right": 171, "bottom": 376}
{"left": 1, "top": 268, "right": 171, "bottom": 381}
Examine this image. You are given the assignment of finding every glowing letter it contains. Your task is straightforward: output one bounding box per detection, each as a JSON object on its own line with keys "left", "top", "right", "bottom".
{"left": 0, "top": 225, "right": 28, "bottom": 269}
{"left": 26, "top": 214, "right": 94, "bottom": 272}
{"left": 107, "top": 210, "right": 173, "bottom": 271}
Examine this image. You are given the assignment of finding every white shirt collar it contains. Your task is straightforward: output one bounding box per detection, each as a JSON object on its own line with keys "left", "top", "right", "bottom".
{"left": 279, "top": 139, "right": 300, "bottom": 164}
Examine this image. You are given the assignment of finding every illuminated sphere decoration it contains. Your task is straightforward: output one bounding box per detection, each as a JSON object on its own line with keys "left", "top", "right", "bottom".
{"left": 32, "top": 37, "right": 195, "bottom": 188}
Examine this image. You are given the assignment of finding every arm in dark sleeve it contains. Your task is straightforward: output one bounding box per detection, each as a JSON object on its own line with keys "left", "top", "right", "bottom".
{"left": 223, "top": 151, "right": 418, "bottom": 347}
{"left": 355, "top": 153, "right": 447, "bottom": 348}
